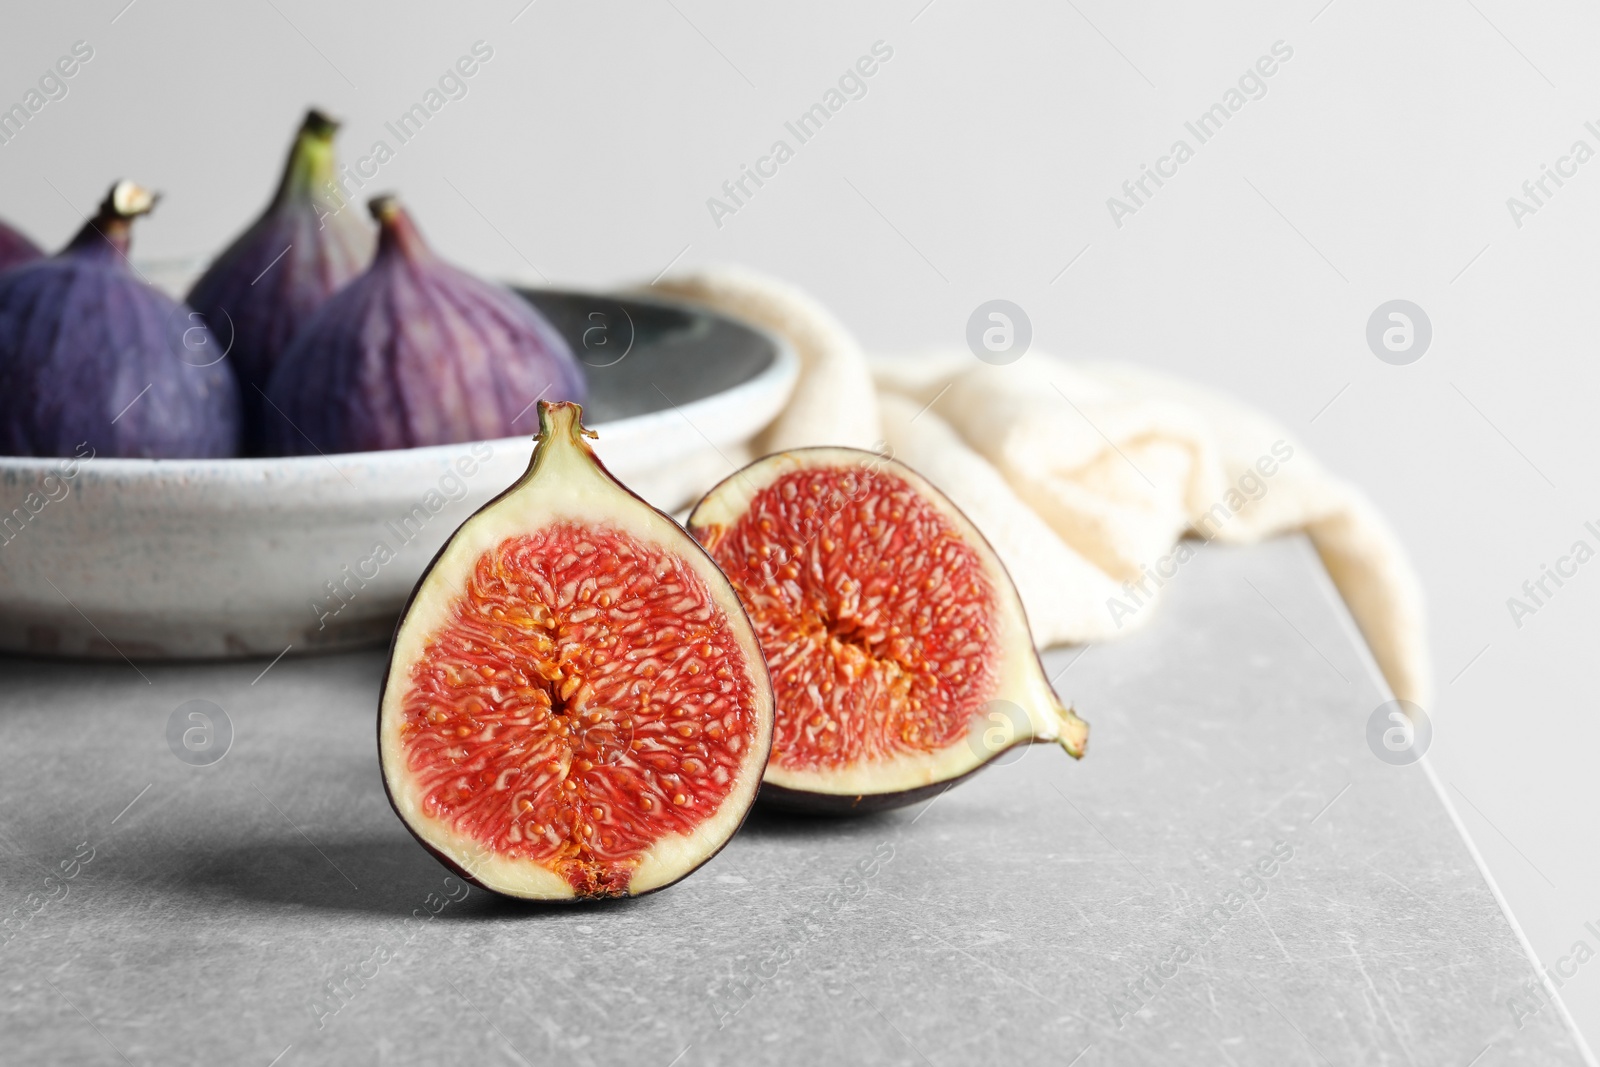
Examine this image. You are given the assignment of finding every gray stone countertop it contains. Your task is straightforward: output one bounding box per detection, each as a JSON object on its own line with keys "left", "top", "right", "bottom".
{"left": 0, "top": 535, "right": 1587, "bottom": 1065}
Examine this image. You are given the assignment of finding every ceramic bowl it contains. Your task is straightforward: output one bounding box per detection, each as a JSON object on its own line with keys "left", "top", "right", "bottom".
{"left": 0, "top": 288, "right": 797, "bottom": 660}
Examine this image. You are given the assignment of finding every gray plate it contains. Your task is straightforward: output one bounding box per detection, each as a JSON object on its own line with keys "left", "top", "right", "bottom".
{"left": 521, "top": 288, "right": 766, "bottom": 421}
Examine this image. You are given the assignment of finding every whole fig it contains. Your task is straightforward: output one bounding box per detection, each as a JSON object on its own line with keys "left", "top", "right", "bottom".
{"left": 0, "top": 217, "right": 43, "bottom": 274}
{"left": 263, "top": 195, "right": 585, "bottom": 455}
{"left": 0, "top": 181, "right": 241, "bottom": 458}
{"left": 187, "top": 109, "right": 373, "bottom": 450}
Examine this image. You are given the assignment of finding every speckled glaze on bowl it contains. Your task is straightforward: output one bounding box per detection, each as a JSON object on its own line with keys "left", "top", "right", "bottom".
{"left": 0, "top": 289, "right": 797, "bottom": 660}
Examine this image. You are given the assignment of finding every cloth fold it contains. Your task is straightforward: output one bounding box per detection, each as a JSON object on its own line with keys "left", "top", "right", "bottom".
{"left": 644, "top": 266, "right": 1430, "bottom": 707}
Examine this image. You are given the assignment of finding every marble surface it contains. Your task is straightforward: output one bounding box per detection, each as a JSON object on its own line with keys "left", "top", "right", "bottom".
{"left": 0, "top": 536, "right": 1586, "bottom": 1065}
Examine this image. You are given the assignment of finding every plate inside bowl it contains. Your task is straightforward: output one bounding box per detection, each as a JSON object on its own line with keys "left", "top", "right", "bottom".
{"left": 0, "top": 287, "right": 797, "bottom": 660}
{"left": 527, "top": 288, "right": 761, "bottom": 420}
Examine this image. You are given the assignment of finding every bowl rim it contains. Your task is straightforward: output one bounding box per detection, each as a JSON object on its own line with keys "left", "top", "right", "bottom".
{"left": 0, "top": 287, "right": 798, "bottom": 479}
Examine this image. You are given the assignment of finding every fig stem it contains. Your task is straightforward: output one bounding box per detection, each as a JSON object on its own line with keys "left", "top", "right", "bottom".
{"left": 302, "top": 107, "right": 340, "bottom": 138}
{"left": 67, "top": 180, "right": 158, "bottom": 258}
{"left": 512, "top": 401, "right": 603, "bottom": 492}
{"left": 1051, "top": 702, "right": 1089, "bottom": 759}
{"left": 367, "top": 195, "right": 434, "bottom": 262}
{"left": 275, "top": 109, "right": 342, "bottom": 205}
{"left": 537, "top": 400, "right": 598, "bottom": 444}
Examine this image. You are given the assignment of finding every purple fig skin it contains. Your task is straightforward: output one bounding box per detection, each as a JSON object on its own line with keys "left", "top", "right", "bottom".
{"left": 187, "top": 109, "right": 373, "bottom": 452}
{"left": 263, "top": 196, "right": 585, "bottom": 455}
{"left": 0, "top": 182, "right": 242, "bottom": 459}
{"left": 0, "top": 217, "right": 44, "bottom": 275}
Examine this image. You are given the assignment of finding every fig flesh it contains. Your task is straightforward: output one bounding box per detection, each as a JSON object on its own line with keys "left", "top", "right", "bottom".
{"left": 263, "top": 196, "right": 584, "bottom": 455}
{"left": 0, "top": 217, "right": 43, "bottom": 274}
{"left": 687, "top": 447, "right": 1087, "bottom": 812}
{"left": 0, "top": 181, "right": 241, "bottom": 458}
{"left": 187, "top": 109, "right": 373, "bottom": 451}
{"left": 379, "top": 402, "right": 774, "bottom": 899}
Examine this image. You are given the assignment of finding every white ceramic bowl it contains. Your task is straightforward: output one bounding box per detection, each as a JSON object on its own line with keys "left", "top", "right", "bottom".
{"left": 0, "top": 289, "right": 797, "bottom": 660}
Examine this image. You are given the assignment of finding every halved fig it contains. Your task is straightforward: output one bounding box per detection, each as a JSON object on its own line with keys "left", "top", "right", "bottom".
{"left": 379, "top": 402, "right": 774, "bottom": 899}
{"left": 687, "top": 447, "right": 1087, "bottom": 813}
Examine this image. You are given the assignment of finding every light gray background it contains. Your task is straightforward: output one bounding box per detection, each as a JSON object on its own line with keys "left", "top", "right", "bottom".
{"left": 2, "top": 0, "right": 1596, "bottom": 1049}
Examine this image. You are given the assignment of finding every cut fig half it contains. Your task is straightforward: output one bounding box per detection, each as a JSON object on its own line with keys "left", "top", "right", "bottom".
{"left": 379, "top": 403, "right": 774, "bottom": 899}
{"left": 687, "top": 447, "right": 1087, "bottom": 813}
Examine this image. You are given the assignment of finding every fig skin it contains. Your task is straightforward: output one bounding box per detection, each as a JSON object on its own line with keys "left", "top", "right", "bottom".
{"left": 688, "top": 446, "right": 1088, "bottom": 814}
{"left": 754, "top": 728, "right": 1088, "bottom": 814}
{"left": 377, "top": 402, "right": 773, "bottom": 900}
{"left": 759, "top": 763, "right": 996, "bottom": 815}
{"left": 187, "top": 109, "right": 374, "bottom": 452}
{"left": 0, "top": 218, "right": 44, "bottom": 275}
{"left": 262, "top": 196, "right": 585, "bottom": 456}
{"left": 0, "top": 182, "right": 242, "bottom": 459}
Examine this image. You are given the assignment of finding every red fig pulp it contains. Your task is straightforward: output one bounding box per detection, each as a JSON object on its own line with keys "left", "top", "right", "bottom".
{"left": 263, "top": 196, "right": 584, "bottom": 455}
{"left": 0, "top": 217, "right": 43, "bottom": 274}
{"left": 688, "top": 447, "right": 1087, "bottom": 812}
{"left": 187, "top": 109, "right": 374, "bottom": 451}
{"left": 380, "top": 402, "right": 773, "bottom": 899}
{"left": 0, "top": 182, "right": 241, "bottom": 458}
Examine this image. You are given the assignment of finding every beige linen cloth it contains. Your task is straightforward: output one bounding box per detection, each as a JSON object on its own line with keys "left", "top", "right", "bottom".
{"left": 646, "top": 266, "right": 1430, "bottom": 708}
